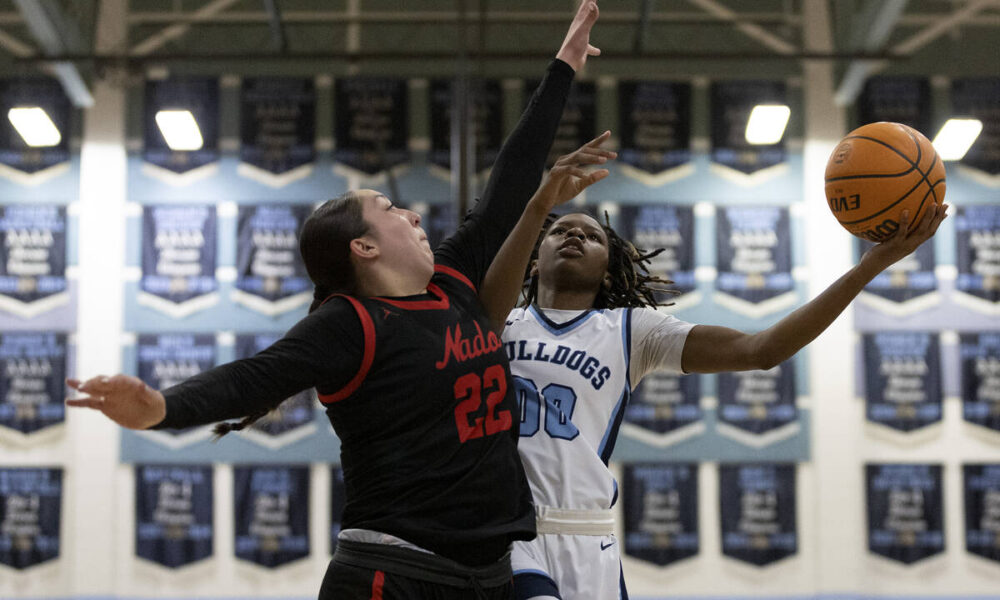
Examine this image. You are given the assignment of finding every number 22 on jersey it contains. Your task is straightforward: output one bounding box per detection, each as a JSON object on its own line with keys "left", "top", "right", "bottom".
{"left": 453, "top": 364, "right": 513, "bottom": 442}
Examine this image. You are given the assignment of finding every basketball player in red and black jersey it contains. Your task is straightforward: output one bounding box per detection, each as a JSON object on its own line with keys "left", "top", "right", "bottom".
{"left": 66, "top": 3, "right": 610, "bottom": 598}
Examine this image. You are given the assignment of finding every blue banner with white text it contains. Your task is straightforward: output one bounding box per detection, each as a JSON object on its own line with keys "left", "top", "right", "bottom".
{"left": 866, "top": 463, "right": 944, "bottom": 564}
{"left": 135, "top": 464, "right": 214, "bottom": 569}
{"left": 0, "top": 467, "right": 61, "bottom": 569}
{"left": 719, "top": 463, "right": 797, "bottom": 566}
{"left": 234, "top": 465, "right": 310, "bottom": 568}
{"left": 623, "top": 463, "right": 699, "bottom": 567}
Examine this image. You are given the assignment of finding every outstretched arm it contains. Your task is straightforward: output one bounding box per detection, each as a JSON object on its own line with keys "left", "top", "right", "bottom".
{"left": 480, "top": 132, "right": 615, "bottom": 332}
{"left": 66, "top": 299, "right": 363, "bottom": 430}
{"left": 435, "top": 1, "right": 601, "bottom": 287}
{"left": 681, "top": 203, "right": 949, "bottom": 374}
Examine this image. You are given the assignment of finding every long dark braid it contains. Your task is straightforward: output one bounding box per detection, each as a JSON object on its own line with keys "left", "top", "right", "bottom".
{"left": 523, "top": 212, "right": 678, "bottom": 310}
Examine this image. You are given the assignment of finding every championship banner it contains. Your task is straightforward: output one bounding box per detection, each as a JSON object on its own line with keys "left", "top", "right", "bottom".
{"left": 710, "top": 81, "right": 786, "bottom": 178}
{"left": 0, "top": 205, "right": 68, "bottom": 318}
{"left": 714, "top": 206, "right": 795, "bottom": 317}
{"left": 330, "top": 467, "right": 346, "bottom": 554}
{"left": 137, "top": 334, "right": 215, "bottom": 443}
{"left": 233, "top": 466, "right": 310, "bottom": 568}
{"left": 236, "top": 334, "right": 316, "bottom": 446}
{"left": 719, "top": 464, "right": 797, "bottom": 567}
{"left": 238, "top": 77, "right": 316, "bottom": 186}
{"left": 955, "top": 205, "right": 1000, "bottom": 310}
{"left": 717, "top": 360, "right": 798, "bottom": 446}
{"left": 526, "top": 79, "right": 596, "bottom": 169}
{"left": 623, "top": 372, "right": 702, "bottom": 446}
{"left": 429, "top": 79, "right": 503, "bottom": 174}
{"left": 951, "top": 78, "right": 1000, "bottom": 180}
{"left": 617, "top": 205, "right": 696, "bottom": 304}
{"left": 964, "top": 463, "right": 1000, "bottom": 563}
{"left": 856, "top": 76, "right": 931, "bottom": 133}
{"left": 0, "top": 78, "right": 70, "bottom": 180}
{"left": 856, "top": 236, "right": 938, "bottom": 313}
{"left": 143, "top": 77, "right": 220, "bottom": 177}
{"left": 140, "top": 205, "right": 218, "bottom": 318}
{"left": 233, "top": 204, "right": 312, "bottom": 315}
{"left": 866, "top": 463, "right": 944, "bottom": 564}
{"left": 135, "top": 465, "right": 214, "bottom": 569}
{"left": 863, "top": 332, "right": 942, "bottom": 432}
{"left": 0, "top": 333, "right": 66, "bottom": 439}
{"left": 622, "top": 463, "right": 699, "bottom": 567}
{"left": 0, "top": 467, "right": 61, "bottom": 570}
{"left": 960, "top": 333, "right": 1000, "bottom": 433}
{"left": 333, "top": 77, "right": 409, "bottom": 176}
{"left": 617, "top": 81, "right": 692, "bottom": 185}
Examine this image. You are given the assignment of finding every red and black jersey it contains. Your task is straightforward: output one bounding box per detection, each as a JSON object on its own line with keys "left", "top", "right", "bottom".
{"left": 155, "top": 58, "right": 575, "bottom": 567}
{"left": 319, "top": 265, "right": 532, "bottom": 564}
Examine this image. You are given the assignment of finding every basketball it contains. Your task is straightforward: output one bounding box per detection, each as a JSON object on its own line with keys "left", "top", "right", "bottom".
{"left": 824, "top": 121, "right": 946, "bottom": 243}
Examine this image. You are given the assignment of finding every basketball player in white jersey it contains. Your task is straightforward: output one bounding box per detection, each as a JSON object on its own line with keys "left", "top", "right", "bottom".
{"left": 482, "top": 171, "right": 948, "bottom": 599}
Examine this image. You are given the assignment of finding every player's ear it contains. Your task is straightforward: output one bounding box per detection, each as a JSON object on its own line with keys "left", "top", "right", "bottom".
{"left": 602, "top": 272, "right": 611, "bottom": 290}
{"left": 349, "top": 236, "right": 379, "bottom": 259}
{"left": 530, "top": 260, "right": 539, "bottom": 278}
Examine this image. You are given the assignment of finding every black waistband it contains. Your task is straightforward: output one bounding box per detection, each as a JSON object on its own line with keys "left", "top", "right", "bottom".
{"left": 333, "top": 539, "right": 512, "bottom": 589}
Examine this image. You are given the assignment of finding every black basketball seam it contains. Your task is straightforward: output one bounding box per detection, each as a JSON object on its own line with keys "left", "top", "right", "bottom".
{"left": 824, "top": 134, "right": 919, "bottom": 183}
{"left": 836, "top": 128, "right": 943, "bottom": 227}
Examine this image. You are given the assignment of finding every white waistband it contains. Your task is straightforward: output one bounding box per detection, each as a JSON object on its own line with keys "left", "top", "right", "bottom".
{"left": 534, "top": 506, "right": 616, "bottom": 536}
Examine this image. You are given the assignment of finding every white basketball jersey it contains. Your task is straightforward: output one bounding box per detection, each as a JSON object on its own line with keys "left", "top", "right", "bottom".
{"left": 504, "top": 305, "right": 692, "bottom": 511}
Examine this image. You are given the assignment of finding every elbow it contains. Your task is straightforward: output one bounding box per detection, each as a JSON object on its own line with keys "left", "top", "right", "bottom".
{"left": 748, "top": 336, "right": 783, "bottom": 371}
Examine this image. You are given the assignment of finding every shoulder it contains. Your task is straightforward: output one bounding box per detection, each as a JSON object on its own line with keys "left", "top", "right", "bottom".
{"left": 629, "top": 307, "right": 695, "bottom": 337}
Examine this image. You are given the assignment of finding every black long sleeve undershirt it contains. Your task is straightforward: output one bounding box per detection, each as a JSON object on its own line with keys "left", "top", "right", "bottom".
{"left": 435, "top": 59, "right": 574, "bottom": 288}
{"left": 155, "top": 59, "right": 574, "bottom": 430}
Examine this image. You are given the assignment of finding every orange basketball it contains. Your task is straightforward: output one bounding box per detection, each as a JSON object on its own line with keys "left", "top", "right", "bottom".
{"left": 824, "top": 121, "right": 946, "bottom": 243}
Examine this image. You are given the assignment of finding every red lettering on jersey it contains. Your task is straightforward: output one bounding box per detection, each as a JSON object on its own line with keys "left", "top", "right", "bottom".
{"left": 435, "top": 321, "right": 502, "bottom": 370}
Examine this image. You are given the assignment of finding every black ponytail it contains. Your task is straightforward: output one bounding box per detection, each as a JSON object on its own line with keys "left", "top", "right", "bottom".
{"left": 215, "top": 191, "right": 371, "bottom": 439}
{"left": 299, "top": 191, "right": 369, "bottom": 312}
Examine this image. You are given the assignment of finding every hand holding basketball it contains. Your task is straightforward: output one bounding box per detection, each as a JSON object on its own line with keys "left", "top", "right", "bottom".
{"left": 861, "top": 200, "right": 948, "bottom": 270}
{"left": 825, "top": 122, "right": 946, "bottom": 242}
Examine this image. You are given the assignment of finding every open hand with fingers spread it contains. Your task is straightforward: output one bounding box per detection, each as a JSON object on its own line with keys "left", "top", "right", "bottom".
{"left": 861, "top": 201, "right": 949, "bottom": 271}
{"left": 530, "top": 130, "right": 616, "bottom": 213}
{"left": 556, "top": 1, "right": 601, "bottom": 71}
{"left": 66, "top": 374, "right": 166, "bottom": 430}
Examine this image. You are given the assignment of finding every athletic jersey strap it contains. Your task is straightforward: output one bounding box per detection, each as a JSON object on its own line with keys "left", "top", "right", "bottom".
{"left": 317, "top": 294, "right": 375, "bottom": 404}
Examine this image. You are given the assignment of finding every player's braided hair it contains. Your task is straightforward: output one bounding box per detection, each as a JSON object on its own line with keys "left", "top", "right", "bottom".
{"left": 523, "top": 212, "right": 678, "bottom": 310}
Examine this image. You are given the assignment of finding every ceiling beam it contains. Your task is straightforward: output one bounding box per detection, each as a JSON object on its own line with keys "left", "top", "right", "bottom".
{"left": 125, "top": 9, "right": 804, "bottom": 26}
{"left": 0, "top": 27, "right": 35, "bottom": 57}
{"left": 834, "top": 0, "right": 993, "bottom": 106}
{"left": 683, "top": 0, "right": 797, "bottom": 54}
{"left": 633, "top": 0, "right": 654, "bottom": 54}
{"left": 893, "top": 0, "right": 993, "bottom": 54}
{"left": 833, "top": 0, "right": 908, "bottom": 106}
{"left": 261, "top": 0, "right": 286, "bottom": 53}
{"left": 130, "top": 0, "right": 242, "bottom": 56}
{"left": 13, "top": 0, "right": 93, "bottom": 107}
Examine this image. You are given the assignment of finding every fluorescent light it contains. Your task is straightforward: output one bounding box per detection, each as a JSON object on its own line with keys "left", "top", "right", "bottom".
{"left": 7, "top": 106, "right": 62, "bottom": 147}
{"left": 745, "top": 104, "right": 790, "bottom": 145}
{"left": 155, "top": 109, "right": 203, "bottom": 151}
{"left": 932, "top": 118, "right": 982, "bottom": 161}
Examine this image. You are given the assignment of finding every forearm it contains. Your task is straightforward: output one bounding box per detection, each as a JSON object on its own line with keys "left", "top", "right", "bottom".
{"left": 752, "top": 257, "right": 884, "bottom": 369}
{"left": 154, "top": 359, "right": 301, "bottom": 429}
{"left": 473, "top": 60, "right": 574, "bottom": 235}
{"left": 481, "top": 198, "right": 551, "bottom": 331}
